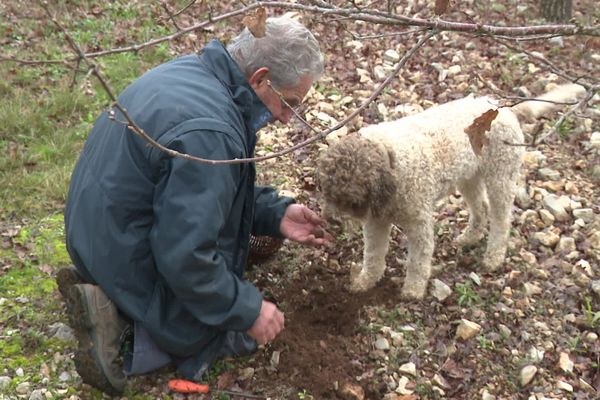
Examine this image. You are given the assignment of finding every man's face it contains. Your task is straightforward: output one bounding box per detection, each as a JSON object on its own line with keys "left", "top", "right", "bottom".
{"left": 253, "top": 74, "right": 313, "bottom": 125}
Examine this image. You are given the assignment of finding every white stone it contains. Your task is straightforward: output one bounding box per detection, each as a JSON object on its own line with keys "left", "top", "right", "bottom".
{"left": 515, "top": 186, "right": 532, "bottom": 208}
{"left": 524, "top": 282, "right": 543, "bottom": 296}
{"left": 373, "top": 65, "right": 387, "bottom": 81}
{"left": 520, "top": 209, "right": 540, "bottom": 225}
{"left": 538, "top": 209, "right": 555, "bottom": 226}
{"left": 585, "top": 332, "right": 598, "bottom": 343}
{"left": 431, "top": 279, "right": 452, "bottom": 301}
{"left": 556, "top": 380, "right": 573, "bottom": 392}
{"left": 29, "top": 389, "right": 46, "bottom": 400}
{"left": 456, "top": 319, "right": 481, "bottom": 340}
{"left": 16, "top": 382, "right": 30, "bottom": 395}
{"left": 270, "top": 350, "right": 280, "bottom": 367}
{"left": 538, "top": 167, "right": 561, "bottom": 181}
{"left": 469, "top": 272, "right": 481, "bottom": 286}
{"left": 383, "top": 49, "right": 400, "bottom": 63}
{"left": 399, "top": 362, "right": 416, "bottom": 377}
{"left": 543, "top": 195, "right": 570, "bottom": 221}
{"left": 448, "top": 65, "right": 462, "bottom": 75}
{"left": 558, "top": 352, "right": 573, "bottom": 372}
{"left": 0, "top": 376, "right": 11, "bottom": 391}
{"left": 590, "top": 131, "right": 600, "bottom": 150}
{"left": 575, "top": 259, "right": 593, "bottom": 277}
{"left": 520, "top": 365, "right": 537, "bottom": 386}
{"left": 395, "top": 376, "right": 413, "bottom": 395}
{"left": 375, "top": 337, "right": 390, "bottom": 351}
{"left": 556, "top": 237, "right": 576, "bottom": 254}
{"left": 533, "top": 231, "right": 560, "bottom": 247}
{"left": 523, "top": 151, "right": 546, "bottom": 168}
{"left": 519, "top": 249, "right": 537, "bottom": 265}
{"left": 529, "top": 346, "right": 545, "bottom": 363}
{"left": 432, "top": 373, "right": 450, "bottom": 389}
{"left": 572, "top": 208, "right": 595, "bottom": 223}
{"left": 498, "top": 324, "right": 512, "bottom": 338}
{"left": 481, "top": 389, "right": 496, "bottom": 400}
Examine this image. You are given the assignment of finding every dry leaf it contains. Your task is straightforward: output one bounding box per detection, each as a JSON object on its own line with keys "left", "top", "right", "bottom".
{"left": 464, "top": 109, "right": 498, "bottom": 156}
{"left": 216, "top": 371, "right": 235, "bottom": 389}
{"left": 585, "top": 37, "right": 600, "bottom": 50}
{"left": 434, "top": 0, "right": 450, "bottom": 15}
{"left": 242, "top": 7, "right": 267, "bottom": 38}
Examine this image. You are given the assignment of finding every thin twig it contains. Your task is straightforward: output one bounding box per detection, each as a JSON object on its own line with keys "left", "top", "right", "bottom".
{"left": 170, "top": 0, "right": 198, "bottom": 18}
{"left": 40, "top": 0, "right": 437, "bottom": 166}
{"left": 160, "top": 2, "right": 182, "bottom": 31}
{"left": 351, "top": 27, "right": 428, "bottom": 40}
{"left": 220, "top": 389, "right": 266, "bottom": 399}
{"left": 0, "top": 55, "right": 66, "bottom": 65}
{"left": 473, "top": 72, "right": 584, "bottom": 108}
{"left": 535, "top": 86, "right": 598, "bottom": 145}
{"left": 3, "top": 2, "right": 598, "bottom": 67}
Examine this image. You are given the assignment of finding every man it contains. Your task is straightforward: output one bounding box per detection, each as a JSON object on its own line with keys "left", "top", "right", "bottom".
{"left": 58, "top": 16, "right": 328, "bottom": 395}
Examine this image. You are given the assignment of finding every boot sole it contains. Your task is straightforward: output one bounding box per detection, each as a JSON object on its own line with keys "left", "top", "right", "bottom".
{"left": 64, "top": 286, "right": 125, "bottom": 396}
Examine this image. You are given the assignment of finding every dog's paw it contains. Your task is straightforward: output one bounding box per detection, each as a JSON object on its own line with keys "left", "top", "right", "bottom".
{"left": 401, "top": 280, "right": 427, "bottom": 300}
{"left": 349, "top": 272, "right": 377, "bottom": 292}
{"left": 456, "top": 229, "right": 485, "bottom": 247}
{"left": 482, "top": 251, "right": 505, "bottom": 271}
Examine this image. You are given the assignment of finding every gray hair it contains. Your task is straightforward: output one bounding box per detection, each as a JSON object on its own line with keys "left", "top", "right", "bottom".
{"left": 226, "top": 16, "right": 324, "bottom": 88}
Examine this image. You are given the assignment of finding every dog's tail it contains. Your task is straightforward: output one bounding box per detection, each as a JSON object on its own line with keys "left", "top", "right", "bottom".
{"left": 511, "top": 83, "right": 586, "bottom": 122}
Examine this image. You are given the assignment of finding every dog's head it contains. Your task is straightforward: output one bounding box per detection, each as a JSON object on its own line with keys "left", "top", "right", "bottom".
{"left": 316, "top": 134, "right": 397, "bottom": 221}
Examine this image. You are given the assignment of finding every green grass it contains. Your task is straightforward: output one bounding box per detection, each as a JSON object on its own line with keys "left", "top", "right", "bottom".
{"left": 0, "top": 1, "right": 175, "bottom": 396}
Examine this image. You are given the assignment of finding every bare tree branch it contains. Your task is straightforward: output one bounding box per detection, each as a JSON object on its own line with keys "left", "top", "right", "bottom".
{"left": 160, "top": 2, "right": 183, "bottom": 31}
{"left": 535, "top": 85, "right": 599, "bottom": 145}
{"left": 39, "top": 0, "right": 438, "bottom": 165}
{"left": 3, "top": 1, "right": 598, "bottom": 67}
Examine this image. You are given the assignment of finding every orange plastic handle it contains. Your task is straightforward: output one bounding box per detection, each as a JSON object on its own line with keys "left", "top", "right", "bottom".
{"left": 168, "top": 379, "right": 210, "bottom": 394}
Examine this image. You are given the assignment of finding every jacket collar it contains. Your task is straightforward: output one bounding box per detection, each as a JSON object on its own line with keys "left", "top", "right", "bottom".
{"left": 200, "top": 40, "right": 272, "bottom": 135}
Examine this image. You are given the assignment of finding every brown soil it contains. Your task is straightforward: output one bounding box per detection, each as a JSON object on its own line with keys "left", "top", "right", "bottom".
{"left": 252, "top": 256, "right": 401, "bottom": 399}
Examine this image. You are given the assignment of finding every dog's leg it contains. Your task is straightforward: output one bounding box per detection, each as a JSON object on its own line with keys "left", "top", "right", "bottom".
{"left": 350, "top": 218, "right": 392, "bottom": 292}
{"left": 402, "top": 215, "right": 435, "bottom": 299}
{"left": 456, "top": 176, "right": 489, "bottom": 247}
{"left": 482, "top": 177, "right": 517, "bottom": 270}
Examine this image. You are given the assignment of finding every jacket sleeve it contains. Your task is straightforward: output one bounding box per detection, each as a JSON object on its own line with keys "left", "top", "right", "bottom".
{"left": 252, "top": 186, "right": 295, "bottom": 237}
{"left": 149, "top": 128, "right": 262, "bottom": 332}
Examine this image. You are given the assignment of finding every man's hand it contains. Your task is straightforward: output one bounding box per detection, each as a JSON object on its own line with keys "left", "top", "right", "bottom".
{"left": 246, "top": 300, "right": 284, "bottom": 345}
{"left": 280, "top": 204, "right": 332, "bottom": 246}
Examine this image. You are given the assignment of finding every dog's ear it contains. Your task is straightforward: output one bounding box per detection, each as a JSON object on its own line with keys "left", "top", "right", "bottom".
{"left": 369, "top": 146, "right": 397, "bottom": 218}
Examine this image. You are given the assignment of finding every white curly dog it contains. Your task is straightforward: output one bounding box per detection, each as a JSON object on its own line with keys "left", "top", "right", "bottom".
{"left": 317, "top": 84, "right": 584, "bottom": 299}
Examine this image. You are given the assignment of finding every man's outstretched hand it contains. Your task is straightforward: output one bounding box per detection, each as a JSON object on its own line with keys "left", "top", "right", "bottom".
{"left": 280, "top": 204, "right": 332, "bottom": 246}
{"left": 247, "top": 300, "right": 284, "bottom": 345}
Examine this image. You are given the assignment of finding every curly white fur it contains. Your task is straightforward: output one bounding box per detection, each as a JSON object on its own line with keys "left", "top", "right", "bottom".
{"left": 318, "top": 84, "right": 585, "bottom": 299}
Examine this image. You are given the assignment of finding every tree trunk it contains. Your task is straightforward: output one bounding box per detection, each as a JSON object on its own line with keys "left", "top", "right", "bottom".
{"left": 540, "top": 0, "right": 572, "bottom": 22}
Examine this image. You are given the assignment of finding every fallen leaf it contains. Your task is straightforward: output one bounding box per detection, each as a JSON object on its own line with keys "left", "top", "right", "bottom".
{"left": 39, "top": 264, "right": 53, "bottom": 275}
{"left": 434, "top": 0, "right": 450, "bottom": 15}
{"left": 242, "top": 7, "right": 267, "bottom": 38}
{"left": 216, "top": 371, "right": 235, "bottom": 389}
{"left": 585, "top": 37, "right": 600, "bottom": 50}
{"left": 464, "top": 109, "right": 498, "bottom": 156}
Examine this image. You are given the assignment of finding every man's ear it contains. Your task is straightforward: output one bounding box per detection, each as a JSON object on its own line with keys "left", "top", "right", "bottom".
{"left": 248, "top": 67, "right": 270, "bottom": 92}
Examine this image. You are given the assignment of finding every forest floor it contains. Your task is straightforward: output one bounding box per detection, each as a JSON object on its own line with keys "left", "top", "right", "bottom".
{"left": 1, "top": 0, "right": 599, "bottom": 399}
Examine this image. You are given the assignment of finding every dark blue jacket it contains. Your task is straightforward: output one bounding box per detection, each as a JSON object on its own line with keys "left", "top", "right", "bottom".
{"left": 65, "top": 40, "right": 293, "bottom": 357}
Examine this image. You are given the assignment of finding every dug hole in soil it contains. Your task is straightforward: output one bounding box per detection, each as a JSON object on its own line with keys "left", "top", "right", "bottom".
{"left": 246, "top": 234, "right": 418, "bottom": 400}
